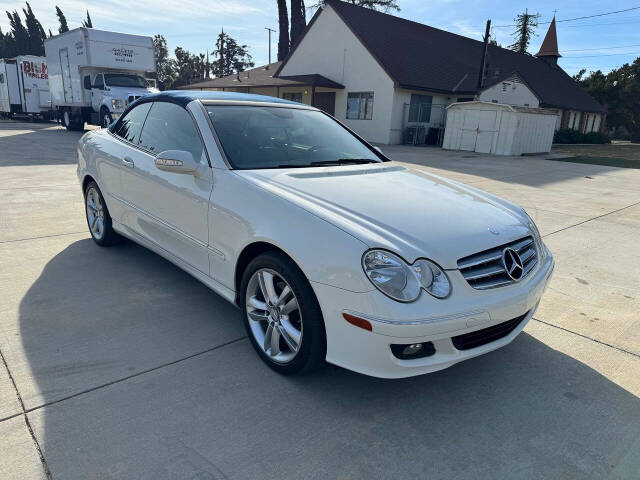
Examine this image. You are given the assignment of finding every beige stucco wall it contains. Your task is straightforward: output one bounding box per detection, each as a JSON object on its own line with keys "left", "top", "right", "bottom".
{"left": 278, "top": 4, "right": 396, "bottom": 143}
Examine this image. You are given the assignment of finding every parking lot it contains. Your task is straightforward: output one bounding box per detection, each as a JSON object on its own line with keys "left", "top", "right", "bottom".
{"left": 1, "top": 120, "right": 639, "bottom": 479}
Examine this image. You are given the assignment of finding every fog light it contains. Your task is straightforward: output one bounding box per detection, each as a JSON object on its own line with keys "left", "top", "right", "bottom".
{"left": 403, "top": 344, "right": 423, "bottom": 356}
{"left": 390, "top": 342, "right": 435, "bottom": 360}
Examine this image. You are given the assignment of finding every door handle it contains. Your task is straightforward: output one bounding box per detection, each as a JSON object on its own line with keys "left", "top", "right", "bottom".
{"left": 122, "top": 156, "right": 135, "bottom": 168}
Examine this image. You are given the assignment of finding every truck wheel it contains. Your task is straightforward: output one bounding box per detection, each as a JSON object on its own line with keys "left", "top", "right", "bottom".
{"left": 63, "top": 110, "right": 84, "bottom": 131}
{"left": 100, "top": 107, "right": 113, "bottom": 128}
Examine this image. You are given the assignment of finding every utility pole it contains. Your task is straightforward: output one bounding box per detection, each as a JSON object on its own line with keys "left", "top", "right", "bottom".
{"left": 477, "top": 19, "right": 491, "bottom": 90}
{"left": 265, "top": 27, "right": 276, "bottom": 68}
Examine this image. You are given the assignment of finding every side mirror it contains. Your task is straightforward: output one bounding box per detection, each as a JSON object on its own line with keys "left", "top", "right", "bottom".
{"left": 155, "top": 150, "right": 199, "bottom": 175}
{"left": 83, "top": 76, "right": 91, "bottom": 90}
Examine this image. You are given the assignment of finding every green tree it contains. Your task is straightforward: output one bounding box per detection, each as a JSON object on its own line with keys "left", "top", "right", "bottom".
{"left": 277, "top": 0, "right": 289, "bottom": 61}
{"left": 211, "top": 30, "right": 254, "bottom": 77}
{"left": 82, "top": 10, "right": 93, "bottom": 28}
{"left": 172, "top": 47, "right": 200, "bottom": 87}
{"left": 290, "top": 0, "right": 306, "bottom": 47}
{"left": 22, "top": 2, "right": 46, "bottom": 55}
{"left": 310, "top": 0, "right": 400, "bottom": 12}
{"left": 55, "top": 6, "right": 68, "bottom": 33}
{"left": 575, "top": 58, "right": 640, "bottom": 140}
{"left": 5, "top": 11, "right": 29, "bottom": 56}
{"left": 508, "top": 9, "right": 540, "bottom": 53}
{"left": 153, "top": 34, "right": 176, "bottom": 89}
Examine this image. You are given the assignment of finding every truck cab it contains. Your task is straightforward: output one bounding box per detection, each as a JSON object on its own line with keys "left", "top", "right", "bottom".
{"left": 83, "top": 72, "right": 158, "bottom": 127}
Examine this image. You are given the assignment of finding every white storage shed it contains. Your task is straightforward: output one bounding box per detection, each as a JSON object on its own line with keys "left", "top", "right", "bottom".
{"left": 442, "top": 101, "right": 558, "bottom": 155}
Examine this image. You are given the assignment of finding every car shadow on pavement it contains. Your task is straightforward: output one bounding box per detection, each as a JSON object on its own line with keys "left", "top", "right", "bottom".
{"left": 17, "top": 239, "right": 640, "bottom": 479}
{"left": 0, "top": 123, "right": 87, "bottom": 167}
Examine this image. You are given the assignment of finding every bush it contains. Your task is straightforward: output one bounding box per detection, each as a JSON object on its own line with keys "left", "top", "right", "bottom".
{"left": 553, "top": 129, "right": 610, "bottom": 144}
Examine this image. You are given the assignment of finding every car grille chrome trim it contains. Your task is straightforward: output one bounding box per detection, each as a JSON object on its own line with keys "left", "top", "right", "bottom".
{"left": 457, "top": 236, "right": 537, "bottom": 290}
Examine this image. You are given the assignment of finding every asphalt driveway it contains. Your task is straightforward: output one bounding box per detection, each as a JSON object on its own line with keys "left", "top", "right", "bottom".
{"left": 1, "top": 121, "right": 639, "bottom": 479}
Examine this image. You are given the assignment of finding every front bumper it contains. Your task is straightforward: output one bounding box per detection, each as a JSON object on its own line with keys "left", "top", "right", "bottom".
{"left": 312, "top": 247, "right": 554, "bottom": 378}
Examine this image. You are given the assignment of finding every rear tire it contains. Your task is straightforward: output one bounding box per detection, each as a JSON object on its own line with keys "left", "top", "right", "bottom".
{"left": 84, "top": 181, "right": 122, "bottom": 246}
{"left": 240, "top": 251, "right": 326, "bottom": 375}
{"left": 63, "top": 109, "right": 84, "bottom": 131}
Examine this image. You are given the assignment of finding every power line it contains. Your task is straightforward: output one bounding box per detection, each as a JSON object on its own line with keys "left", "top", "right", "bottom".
{"left": 563, "top": 52, "right": 640, "bottom": 58}
{"left": 493, "top": 5, "right": 640, "bottom": 28}
{"left": 562, "top": 43, "right": 640, "bottom": 52}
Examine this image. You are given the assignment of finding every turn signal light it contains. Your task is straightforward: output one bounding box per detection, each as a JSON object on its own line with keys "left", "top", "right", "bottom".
{"left": 343, "top": 313, "right": 372, "bottom": 331}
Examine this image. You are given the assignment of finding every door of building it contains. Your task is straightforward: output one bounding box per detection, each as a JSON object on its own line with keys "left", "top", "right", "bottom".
{"left": 312, "top": 92, "right": 335, "bottom": 116}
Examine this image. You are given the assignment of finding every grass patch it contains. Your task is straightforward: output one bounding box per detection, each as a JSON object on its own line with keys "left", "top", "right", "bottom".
{"left": 550, "top": 155, "right": 640, "bottom": 169}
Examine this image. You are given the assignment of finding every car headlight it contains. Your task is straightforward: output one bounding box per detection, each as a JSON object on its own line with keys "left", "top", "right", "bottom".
{"left": 111, "top": 99, "right": 124, "bottom": 110}
{"left": 362, "top": 250, "right": 451, "bottom": 302}
{"left": 524, "top": 211, "right": 546, "bottom": 259}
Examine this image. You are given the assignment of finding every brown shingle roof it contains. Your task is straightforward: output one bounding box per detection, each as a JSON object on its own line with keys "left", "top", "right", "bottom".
{"left": 177, "top": 61, "right": 344, "bottom": 90}
{"left": 319, "top": 0, "right": 603, "bottom": 112}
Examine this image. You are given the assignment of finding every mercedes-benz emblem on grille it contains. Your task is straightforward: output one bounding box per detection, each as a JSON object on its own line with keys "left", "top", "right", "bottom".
{"left": 502, "top": 247, "right": 524, "bottom": 281}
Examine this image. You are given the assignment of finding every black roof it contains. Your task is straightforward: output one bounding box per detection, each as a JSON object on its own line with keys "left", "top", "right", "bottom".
{"left": 178, "top": 62, "right": 344, "bottom": 90}
{"left": 320, "top": 0, "right": 603, "bottom": 112}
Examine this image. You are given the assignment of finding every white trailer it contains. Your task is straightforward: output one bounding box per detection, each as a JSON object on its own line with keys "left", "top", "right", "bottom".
{"left": 0, "top": 56, "right": 52, "bottom": 119}
{"left": 44, "top": 27, "right": 158, "bottom": 130}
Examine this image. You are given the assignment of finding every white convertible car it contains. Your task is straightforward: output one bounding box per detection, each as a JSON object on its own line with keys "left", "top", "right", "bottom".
{"left": 77, "top": 91, "right": 554, "bottom": 378}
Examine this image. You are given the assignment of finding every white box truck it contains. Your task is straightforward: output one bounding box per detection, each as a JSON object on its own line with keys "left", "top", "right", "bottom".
{"left": 0, "top": 56, "right": 52, "bottom": 119}
{"left": 44, "top": 27, "right": 158, "bottom": 130}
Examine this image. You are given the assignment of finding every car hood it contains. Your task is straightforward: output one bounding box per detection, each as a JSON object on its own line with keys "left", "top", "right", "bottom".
{"left": 235, "top": 162, "right": 531, "bottom": 269}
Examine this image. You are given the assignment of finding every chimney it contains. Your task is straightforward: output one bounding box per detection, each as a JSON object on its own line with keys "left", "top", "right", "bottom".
{"left": 536, "top": 17, "right": 561, "bottom": 67}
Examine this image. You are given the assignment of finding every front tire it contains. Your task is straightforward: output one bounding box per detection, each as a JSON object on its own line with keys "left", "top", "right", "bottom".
{"left": 100, "top": 107, "right": 113, "bottom": 128}
{"left": 240, "top": 252, "right": 326, "bottom": 375}
{"left": 84, "top": 181, "right": 122, "bottom": 246}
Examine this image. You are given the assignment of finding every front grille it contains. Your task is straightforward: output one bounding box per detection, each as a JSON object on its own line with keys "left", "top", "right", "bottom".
{"left": 452, "top": 311, "right": 529, "bottom": 350}
{"left": 126, "top": 95, "right": 142, "bottom": 106}
{"left": 458, "top": 236, "right": 537, "bottom": 290}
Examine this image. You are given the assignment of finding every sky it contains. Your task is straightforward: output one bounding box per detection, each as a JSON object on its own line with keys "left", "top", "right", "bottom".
{"left": 1, "top": 0, "right": 639, "bottom": 75}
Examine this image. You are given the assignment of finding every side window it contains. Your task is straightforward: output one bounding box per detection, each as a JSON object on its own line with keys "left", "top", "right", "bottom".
{"left": 113, "top": 102, "right": 152, "bottom": 144}
{"left": 138, "top": 102, "right": 206, "bottom": 164}
{"left": 93, "top": 74, "right": 104, "bottom": 90}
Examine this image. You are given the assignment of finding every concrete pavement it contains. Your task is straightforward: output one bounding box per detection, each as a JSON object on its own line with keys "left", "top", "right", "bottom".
{"left": 1, "top": 122, "right": 639, "bottom": 479}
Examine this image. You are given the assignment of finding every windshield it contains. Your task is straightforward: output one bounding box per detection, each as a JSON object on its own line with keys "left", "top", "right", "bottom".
{"left": 206, "top": 105, "right": 384, "bottom": 169}
{"left": 104, "top": 74, "right": 147, "bottom": 88}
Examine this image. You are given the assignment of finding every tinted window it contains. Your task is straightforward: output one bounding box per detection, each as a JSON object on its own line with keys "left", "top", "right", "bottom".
{"left": 206, "top": 105, "right": 382, "bottom": 170}
{"left": 138, "top": 102, "right": 205, "bottom": 164}
{"left": 104, "top": 74, "right": 146, "bottom": 88}
{"left": 113, "top": 102, "right": 151, "bottom": 144}
{"left": 93, "top": 74, "right": 104, "bottom": 89}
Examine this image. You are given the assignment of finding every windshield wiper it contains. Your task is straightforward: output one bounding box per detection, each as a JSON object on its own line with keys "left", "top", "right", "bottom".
{"left": 309, "top": 158, "right": 378, "bottom": 166}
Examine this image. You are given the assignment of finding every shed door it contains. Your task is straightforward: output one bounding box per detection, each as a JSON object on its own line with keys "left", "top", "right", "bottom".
{"left": 475, "top": 110, "right": 498, "bottom": 153}
{"left": 59, "top": 48, "right": 74, "bottom": 104}
{"left": 460, "top": 110, "right": 479, "bottom": 151}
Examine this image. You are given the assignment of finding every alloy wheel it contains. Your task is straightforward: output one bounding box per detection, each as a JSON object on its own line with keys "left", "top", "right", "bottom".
{"left": 85, "top": 187, "right": 105, "bottom": 240}
{"left": 245, "top": 268, "right": 303, "bottom": 364}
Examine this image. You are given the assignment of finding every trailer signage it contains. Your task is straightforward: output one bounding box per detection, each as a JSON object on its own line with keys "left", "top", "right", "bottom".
{"left": 22, "top": 61, "right": 48, "bottom": 80}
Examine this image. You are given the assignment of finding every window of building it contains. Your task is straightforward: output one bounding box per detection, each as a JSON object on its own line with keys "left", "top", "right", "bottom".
{"left": 346, "top": 92, "right": 374, "bottom": 120}
{"left": 0, "top": 73, "right": 5, "bottom": 84}
{"left": 457, "top": 97, "right": 473, "bottom": 102}
{"left": 282, "top": 92, "right": 303, "bottom": 103}
{"left": 408, "top": 94, "right": 432, "bottom": 123}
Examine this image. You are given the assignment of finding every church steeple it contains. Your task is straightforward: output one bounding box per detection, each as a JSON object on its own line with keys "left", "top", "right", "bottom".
{"left": 536, "top": 17, "right": 561, "bottom": 66}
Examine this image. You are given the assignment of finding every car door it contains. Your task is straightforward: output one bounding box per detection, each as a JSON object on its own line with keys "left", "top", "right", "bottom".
{"left": 98, "top": 101, "right": 152, "bottom": 222}
{"left": 119, "top": 100, "right": 213, "bottom": 275}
